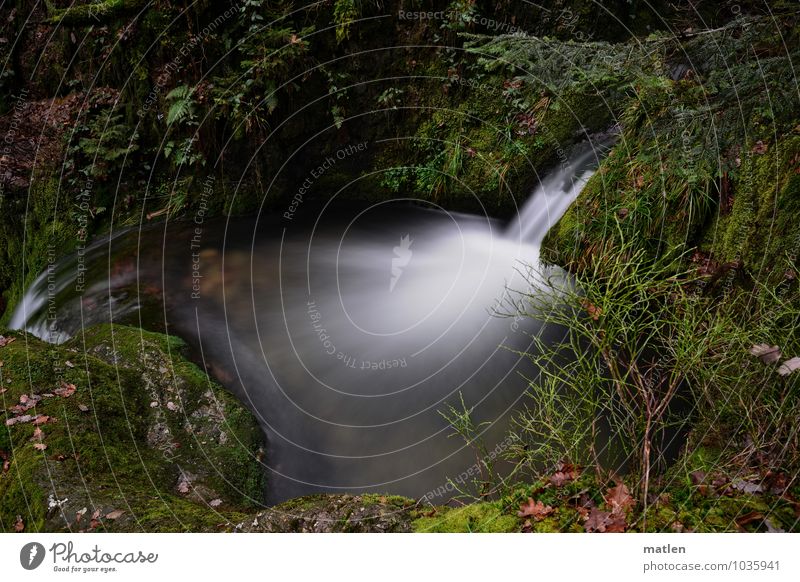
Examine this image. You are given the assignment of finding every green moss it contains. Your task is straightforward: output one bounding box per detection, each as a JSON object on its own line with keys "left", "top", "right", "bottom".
{"left": 47, "top": 0, "right": 150, "bottom": 26}
{"left": 412, "top": 502, "right": 518, "bottom": 533}
{"left": 0, "top": 325, "right": 265, "bottom": 532}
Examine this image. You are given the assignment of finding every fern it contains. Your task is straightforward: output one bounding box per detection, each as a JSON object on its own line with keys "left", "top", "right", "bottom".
{"left": 166, "top": 85, "right": 197, "bottom": 125}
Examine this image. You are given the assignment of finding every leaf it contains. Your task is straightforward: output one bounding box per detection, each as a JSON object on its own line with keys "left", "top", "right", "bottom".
{"left": 751, "top": 140, "right": 768, "bottom": 154}
{"left": 78, "top": 404, "right": 90, "bottom": 413}
{"left": 549, "top": 462, "right": 580, "bottom": 487}
{"left": 14, "top": 515, "right": 24, "bottom": 532}
{"left": 54, "top": 382, "right": 76, "bottom": 397}
{"left": 517, "top": 498, "right": 553, "bottom": 521}
{"left": 584, "top": 507, "right": 626, "bottom": 533}
{"left": 5, "top": 415, "right": 32, "bottom": 426}
{"left": 730, "top": 479, "right": 763, "bottom": 494}
{"left": 105, "top": 510, "right": 125, "bottom": 520}
{"left": 736, "top": 511, "right": 764, "bottom": 528}
{"left": 604, "top": 482, "right": 635, "bottom": 514}
{"left": 209, "top": 499, "right": 223, "bottom": 508}
{"left": 33, "top": 443, "right": 47, "bottom": 451}
{"left": 177, "top": 480, "right": 190, "bottom": 494}
{"left": 749, "top": 343, "right": 781, "bottom": 364}
{"left": 0, "top": 335, "right": 16, "bottom": 348}
{"left": 778, "top": 357, "right": 800, "bottom": 376}
{"left": 32, "top": 415, "right": 53, "bottom": 425}
{"left": 689, "top": 470, "right": 706, "bottom": 485}
{"left": 581, "top": 299, "right": 602, "bottom": 320}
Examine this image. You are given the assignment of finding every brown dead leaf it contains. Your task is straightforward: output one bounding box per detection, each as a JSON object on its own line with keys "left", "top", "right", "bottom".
{"left": 32, "top": 427, "right": 43, "bottom": 440}
{"left": 605, "top": 482, "right": 635, "bottom": 514}
{"left": 33, "top": 443, "right": 47, "bottom": 451}
{"left": 5, "top": 414, "right": 32, "bottom": 426}
{"left": 749, "top": 343, "right": 781, "bottom": 365}
{"left": 517, "top": 498, "right": 554, "bottom": 521}
{"left": 778, "top": 357, "right": 800, "bottom": 377}
{"left": 584, "top": 508, "right": 613, "bottom": 532}
{"left": 54, "top": 382, "right": 76, "bottom": 397}
{"left": 177, "top": 480, "right": 190, "bottom": 494}
{"left": 581, "top": 299, "right": 602, "bottom": 320}
{"left": 690, "top": 470, "right": 706, "bottom": 485}
{"left": 78, "top": 404, "right": 90, "bottom": 412}
{"left": 0, "top": 335, "right": 16, "bottom": 348}
{"left": 736, "top": 511, "right": 764, "bottom": 528}
{"left": 752, "top": 141, "right": 768, "bottom": 154}
{"left": 105, "top": 510, "right": 125, "bottom": 520}
{"left": 32, "top": 415, "right": 53, "bottom": 426}
{"left": 14, "top": 515, "right": 24, "bottom": 532}
{"left": 209, "top": 499, "right": 223, "bottom": 508}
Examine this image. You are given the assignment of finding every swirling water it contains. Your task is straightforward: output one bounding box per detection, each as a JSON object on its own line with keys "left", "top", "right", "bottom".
{"left": 11, "top": 142, "right": 605, "bottom": 503}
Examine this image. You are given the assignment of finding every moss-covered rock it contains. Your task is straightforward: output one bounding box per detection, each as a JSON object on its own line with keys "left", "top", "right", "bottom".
{"left": 0, "top": 324, "right": 264, "bottom": 532}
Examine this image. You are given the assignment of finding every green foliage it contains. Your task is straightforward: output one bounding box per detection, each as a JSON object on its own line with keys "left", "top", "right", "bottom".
{"left": 66, "top": 111, "right": 139, "bottom": 182}
{"left": 333, "top": 0, "right": 359, "bottom": 43}
{"left": 166, "top": 85, "right": 197, "bottom": 126}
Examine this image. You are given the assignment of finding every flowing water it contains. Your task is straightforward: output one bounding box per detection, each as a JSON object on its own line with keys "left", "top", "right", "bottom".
{"left": 11, "top": 141, "right": 607, "bottom": 503}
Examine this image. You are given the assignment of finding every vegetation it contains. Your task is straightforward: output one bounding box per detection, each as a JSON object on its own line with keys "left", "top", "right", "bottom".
{"left": 1, "top": 0, "right": 799, "bottom": 532}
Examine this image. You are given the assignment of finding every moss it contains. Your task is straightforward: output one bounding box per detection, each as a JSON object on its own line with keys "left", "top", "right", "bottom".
{"left": 0, "top": 325, "right": 265, "bottom": 532}
{"left": 47, "top": 0, "right": 150, "bottom": 26}
{"left": 412, "top": 502, "right": 518, "bottom": 533}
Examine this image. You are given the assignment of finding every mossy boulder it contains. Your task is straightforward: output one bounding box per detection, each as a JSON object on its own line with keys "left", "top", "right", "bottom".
{"left": 239, "top": 494, "right": 420, "bottom": 533}
{"left": 0, "top": 324, "right": 264, "bottom": 532}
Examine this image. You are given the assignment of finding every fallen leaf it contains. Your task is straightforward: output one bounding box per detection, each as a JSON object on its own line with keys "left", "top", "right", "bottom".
{"left": 517, "top": 498, "right": 554, "bottom": 521}
{"left": 92, "top": 509, "right": 101, "bottom": 520}
{"left": 54, "top": 382, "right": 76, "bottom": 397}
{"left": 105, "top": 510, "right": 124, "bottom": 520}
{"left": 33, "top": 443, "right": 47, "bottom": 451}
{"left": 78, "top": 404, "right": 90, "bottom": 412}
{"left": 32, "top": 415, "right": 52, "bottom": 425}
{"left": 752, "top": 140, "right": 768, "bottom": 154}
{"left": 209, "top": 499, "right": 223, "bottom": 508}
{"left": 32, "top": 427, "right": 43, "bottom": 439}
{"left": 584, "top": 508, "right": 613, "bottom": 532}
{"left": 65, "top": 361, "right": 75, "bottom": 368}
{"left": 14, "top": 515, "right": 24, "bottom": 532}
{"left": 5, "top": 415, "right": 32, "bottom": 426}
{"left": 75, "top": 507, "right": 87, "bottom": 523}
{"left": 0, "top": 335, "right": 16, "bottom": 348}
{"left": 166, "top": 401, "right": 178, "bottom": 411}
{"left": 731, "top": 480, "right": 763, "bottom": 494}
{"left": 749, "top": 343, "right": 781, "bottom": 364}
{"left": 605, "top": 482, "right": 635, "bottom": 514}
{"left": 736, "top": 511, "right": 764, "bottom": 528}
{"left": 690, "top": 470, "right": 706, "bottom": 485}
{"left": 177, "top": 480, "right": 190, "bottom": 494}
{"left": 778, "top": 357, "right": 800, "bottom": 377}
{"left": 581, "top": 299, "right": 602, "bottom": 320}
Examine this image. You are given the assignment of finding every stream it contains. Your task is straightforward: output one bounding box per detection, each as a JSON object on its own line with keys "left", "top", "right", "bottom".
{"left": 11, "top": 141, "right": 606, "bottom": 504}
